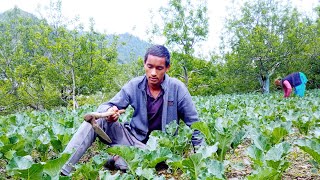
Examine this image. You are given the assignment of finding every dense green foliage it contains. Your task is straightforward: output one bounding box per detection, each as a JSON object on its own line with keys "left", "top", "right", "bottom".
{"left": 218, "top": 0, "right": 320, "bottom": 94}
{"left": 0, "top": 7, "right": 144, "bottom": 115}
{"left": 1, "top": 89, "right": 319, "bottom": 179}
{"left": 0, "top": 0, "right": 320, "bottom": 115}
{"left": 150, "top": 0, "right": 209, "bottom": 86}
{"left": 1, "top": 0, "right": 319, "bottom": 179}
{"left": 169, "top": 52, "right": 216, "bottom": 95}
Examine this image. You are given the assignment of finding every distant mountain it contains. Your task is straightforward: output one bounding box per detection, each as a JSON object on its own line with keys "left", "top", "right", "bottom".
{"left": 106, "top": 33, "right": 151, "bottom": 63}
{"left": 0, "top": 7, "right": 150, "bottom": 64}
{"left": 0, "top": 6, "right": 42, "bottom": 24}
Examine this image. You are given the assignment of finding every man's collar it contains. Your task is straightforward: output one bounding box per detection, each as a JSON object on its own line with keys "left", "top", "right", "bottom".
{"left": 138, "top": 74, "right": 169, "bottom": 91}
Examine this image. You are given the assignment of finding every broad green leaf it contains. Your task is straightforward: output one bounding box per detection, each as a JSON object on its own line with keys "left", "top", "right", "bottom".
{"left": 216, "top": 131, "right": 234, "bottom": 161}
{"left": 165, "top": 120, "right": 179, "bottom": 136}
{"left": 73, "top": 163, "right": 99, "bottom": 180}
{"left": 7, "top": 155, "right": 33, "bottom": 170}
{"left": 265, "top": 142, "right": 291, "bottom": 162}
{"left": 43, "top": 153, "right": 71, "bottom": 178}
{"left": 4, "top": 149, "right": 16, "bottom": 160}
{"left": 181, "top": 153, "right": 203, "bottom": 180}
{"left": 144, "top": 147, "right": 172, "bottom": 168}
{"left": 246, "top": 145, "right": 265, "bottom": 167}
{"left": 135, "top": 167, "right": 155, "bottom": 180}
{"left": 99, "top": 171, "right": 135, "bottom": 180}
{"left": 231, "top": 130, "right": 246, "bottom": 149}
{"left": 252, "top": 134, "right": 271, "bottom": 152}
{"left": 51, "top": 121, "right": 66, "bottom": 136}
{"left": 38, "top": 131, "right": 51, "bottom": 144}
{"left": 9, "top": 135, "right": 19, "bottom": 144}
{"left": 92, "top": 153, "right": 110, "bottom": 168}
{"left": 146, "top": 136, "right": 159, "bottom": 151}
{"left": 264, "top": 142, "right": 291, "bottom": 170}
{"left": 310, "top": 127, "right": 320, "bottom": 139}
{"left": 271, "top": 127, "right": 288, "bottom": 144}
{"left": 166, "top": 154, "right": 183, "bottom": 171}
{"left": 295, "top": 139, "right": 320, "bottom": 163}
{"left": 106, "top": 146, "right": 136, "bottom": 161}
{"left": 107, "top": 145, "right": 142, "bottom": 175}
{"left": 50, "top": 139, "right": 63, "bottom": 153}
{"left": 16, "top": 163, "right": 44, "bottom": 180}
{"left": 214, "top": 118, "right": 224, "bottom": 134}
{"left": 205, "top": 159, "right": 225, "bottom": 179}
{"left": 293, "top": 115, "right": 315, "bottom": 135}
{"left": 191, "top": 121, "right": 214, "bottom": 144}
{"left": 196, "top": 143, "right": 218, "bottom": 158}
{"left": 247, "top": 167, "right": 280, "bottom": 180}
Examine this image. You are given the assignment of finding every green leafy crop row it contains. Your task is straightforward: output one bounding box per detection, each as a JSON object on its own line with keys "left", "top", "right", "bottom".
{"left": 0, "top": 90, "right": 319, "bottom": 179}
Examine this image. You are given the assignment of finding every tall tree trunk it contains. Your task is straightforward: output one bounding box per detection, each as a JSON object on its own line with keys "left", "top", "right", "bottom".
{"left": 258, "top": 74, "right": 270, "bottom": 94}
{"left": 71, "top": 68, "right": 78, "bottom": 110}
{"left": 182, "top": 65, "right": 188, "bottom": 86}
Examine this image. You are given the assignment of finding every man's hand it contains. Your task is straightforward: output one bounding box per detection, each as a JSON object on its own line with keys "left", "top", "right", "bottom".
{"left": 106, "top": 106, "right": 125, "bottom": 122}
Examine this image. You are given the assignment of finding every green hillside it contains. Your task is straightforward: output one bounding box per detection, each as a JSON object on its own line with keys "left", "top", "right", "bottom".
{"left": 0, "top": 6, "right": 40, "bottom": 22}
{"left": 0, "top": 7, "right": 150, "bottom": 63}
{"left": 106, "top": 33, "right": 151, "bottom": 63}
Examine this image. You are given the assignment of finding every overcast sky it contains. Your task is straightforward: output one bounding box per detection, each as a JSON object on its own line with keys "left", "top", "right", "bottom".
{"left": 0, "top": 0, "right": 318, "bottom": 58}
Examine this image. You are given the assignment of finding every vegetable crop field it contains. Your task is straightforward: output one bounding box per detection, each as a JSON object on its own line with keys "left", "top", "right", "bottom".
{"left": 1, "top": 90, "right": 320, "bottom": 179}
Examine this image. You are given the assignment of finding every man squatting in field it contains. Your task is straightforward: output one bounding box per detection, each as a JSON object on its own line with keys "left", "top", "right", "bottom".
{"left": 60, "top": 45, "right": 203, "bottom": 176}
{"left": 274, "top": 72, "right": 308, "bottom": 98}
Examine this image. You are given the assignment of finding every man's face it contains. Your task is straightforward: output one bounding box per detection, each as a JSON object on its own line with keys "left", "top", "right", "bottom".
{"left": 144, "top": 55, "right": 170, "bottom": 87}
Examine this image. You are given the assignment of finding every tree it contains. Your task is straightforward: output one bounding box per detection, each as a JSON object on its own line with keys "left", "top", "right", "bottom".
{"left": 44, "top": 1, "right": 119, "bottom": 110}
{"left": 149, "top": 0, "right": 209, "bottom": 85}
{"left": 221, "top": 0, "right": 313, "bottom": 94}
{"left": 169, "top": 52, "right": 217, "bottom": 95}
{"left": 0, "top": 7, "right": 59, "bottom": 113}
{"left": 296, "top": 5, "right": 320, "bottom": 89}
{"left": 0, "top": 3, "right": 120, "bottom": 114}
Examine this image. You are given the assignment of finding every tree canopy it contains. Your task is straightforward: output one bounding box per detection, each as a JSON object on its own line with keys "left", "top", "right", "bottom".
{"left": 0, "top": 0, "right": 319, "bottom": 114}
{"left": 219, "top": 0, "right": 319, "bottom": 93}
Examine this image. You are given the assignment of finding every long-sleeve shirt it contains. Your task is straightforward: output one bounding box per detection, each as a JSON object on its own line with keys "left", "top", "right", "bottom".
{"left": 96, "top": 74, "right": 202, "bottom": 146}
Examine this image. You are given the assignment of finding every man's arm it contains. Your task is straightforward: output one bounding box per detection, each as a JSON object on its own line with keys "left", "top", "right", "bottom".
{"left": 177, "top": 89, "right": 203, "bottom": 146}
{"left": 283, "top": 80, "right": 292, "bottom": 97}
{"left": 96, "top": 86, "right": 130, "bottom": 113}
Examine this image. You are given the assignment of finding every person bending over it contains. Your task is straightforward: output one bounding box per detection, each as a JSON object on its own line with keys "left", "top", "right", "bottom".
{"left": 274, "top": 72, "right": 308, "bottom": 97}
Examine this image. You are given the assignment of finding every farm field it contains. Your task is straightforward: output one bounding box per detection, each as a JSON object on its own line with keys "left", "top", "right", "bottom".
{"left": 0, "top": 90, "right": 319, "bottom": 179}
